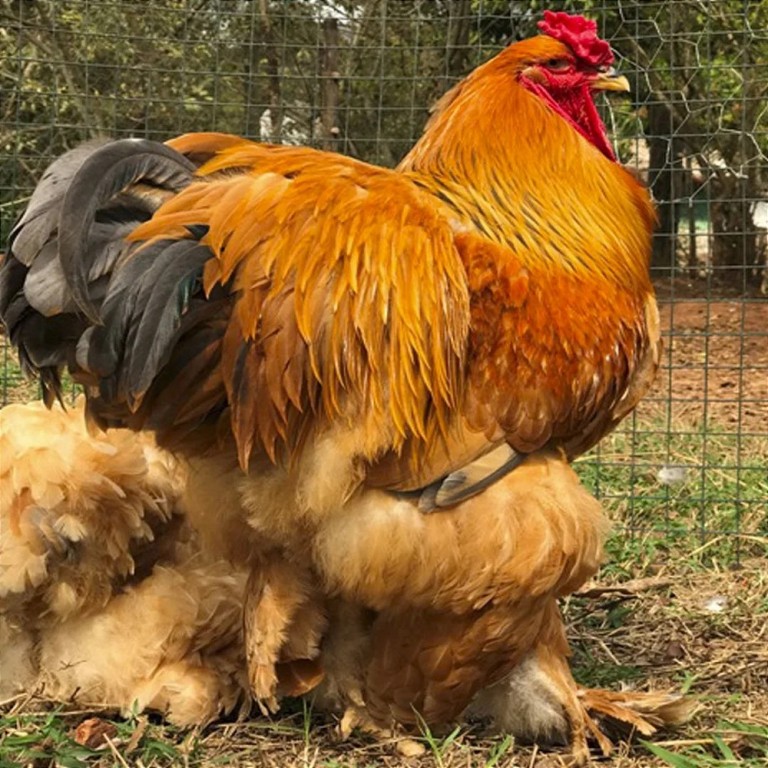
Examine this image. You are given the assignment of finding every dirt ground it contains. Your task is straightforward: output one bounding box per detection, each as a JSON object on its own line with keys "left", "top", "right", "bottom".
{"left": 646, "top": 292, "right": 767, "bottom": 434}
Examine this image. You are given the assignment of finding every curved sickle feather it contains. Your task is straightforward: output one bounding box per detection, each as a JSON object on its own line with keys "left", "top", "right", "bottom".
{"left": 58, "top": 139, "right": 196, "bottom": 323}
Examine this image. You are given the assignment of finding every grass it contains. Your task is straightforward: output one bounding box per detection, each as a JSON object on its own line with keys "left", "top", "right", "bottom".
{"left": 575, "top": 405, "right": 768, "bottom": 572}
{"left": 1, "top": 336, "right": 39, "bottom": 405}
{"left": 2, "top": 707, "right": 766, "bottom": 767}
{"left": 0, "top": 335, "right": 79, "bottom": 408}
{"left": 0, "top": 709, "right": 191, "bottom": 768}
{"left": 642, "top": 721, "right": 768, "bottom": 768}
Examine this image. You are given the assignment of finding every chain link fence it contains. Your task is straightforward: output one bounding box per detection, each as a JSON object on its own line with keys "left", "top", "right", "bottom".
{"left": 1, "top": 0, "right": 766, "bottom": 562}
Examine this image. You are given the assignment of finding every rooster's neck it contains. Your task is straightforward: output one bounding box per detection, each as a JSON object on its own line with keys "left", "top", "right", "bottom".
{"left": 400, "top": 75, "right": 655, "bottom": 292}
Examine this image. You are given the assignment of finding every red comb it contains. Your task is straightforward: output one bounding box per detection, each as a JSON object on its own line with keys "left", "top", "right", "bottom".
{"left": 537, "top": 11, "right": 614, "bottom": 68}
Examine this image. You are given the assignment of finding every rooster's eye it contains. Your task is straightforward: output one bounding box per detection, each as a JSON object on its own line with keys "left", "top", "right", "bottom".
{"left": 544, "top": 59, "right": 571, "bottom": 71}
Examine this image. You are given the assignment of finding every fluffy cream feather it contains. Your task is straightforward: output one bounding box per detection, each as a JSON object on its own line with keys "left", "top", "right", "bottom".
{"left": 1, "top": 398, "right": 182, "bottom": 617}
{"left": 0, "top": 399, "right": 690, "bottom": 756}
{"left": 0, "top": 399, "right": 246, "bottom": 725}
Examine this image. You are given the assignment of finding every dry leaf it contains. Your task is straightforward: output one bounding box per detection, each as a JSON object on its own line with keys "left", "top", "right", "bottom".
{"left": 72, "top": 717, "right": 118, "bottom": 750}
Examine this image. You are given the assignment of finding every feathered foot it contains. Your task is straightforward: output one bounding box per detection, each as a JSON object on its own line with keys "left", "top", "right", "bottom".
{"left": 578, "top": 687, "right": 695, "bottom": 756}
{"left": 132, "top": 661, "right": 244, "bottom": 726}
{"left": 469, "top": 642, "right": 693, "bottom": 766}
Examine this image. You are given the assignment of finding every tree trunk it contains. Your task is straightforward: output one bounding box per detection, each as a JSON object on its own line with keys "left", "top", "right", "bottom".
{"left": 320, "top": 18, "right": 340, "bottom": 152}
{"left": 710, "top": 172, "right": 761, "bottom": 289}
{"left": 442, "top": 0, "right": 472, "bottom": 89}
{"left": 258, "top": 0, "right": 283, "bottom": 143}
{"left": 647, "top": 99, "right": 683, "bottom": 276}
{"left": 245, "top": 18, "right": 262, "bottom": 139}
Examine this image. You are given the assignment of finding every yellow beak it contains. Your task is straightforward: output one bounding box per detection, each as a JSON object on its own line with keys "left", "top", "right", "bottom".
{"left": 590, "top": 69, "right": 631, "bottom": 93}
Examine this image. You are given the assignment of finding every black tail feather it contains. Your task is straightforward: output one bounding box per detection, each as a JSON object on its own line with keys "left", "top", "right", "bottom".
{"left": 2, "top": 137, "right": 199, "bottom": 402}
{"left": 2, "top": 134, "right": 232, "bottom": 446}
{"left": 57, "top": 139, "right": 196, "bottom": 322}
{"left": 85, "top": 238, "right": 211, "bottom": 404}
{"left": 9, "top": 139, "right": 112, "bottom": 267}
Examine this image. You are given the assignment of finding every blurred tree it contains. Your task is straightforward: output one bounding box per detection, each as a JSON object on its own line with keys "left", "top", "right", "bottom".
{"left": 599, "top": 0, "right": 767, "bottom": 289}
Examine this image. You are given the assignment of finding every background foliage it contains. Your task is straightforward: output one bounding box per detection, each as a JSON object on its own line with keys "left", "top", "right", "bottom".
{"left": 1, "top": 0, "right": 766, "bottom": 292}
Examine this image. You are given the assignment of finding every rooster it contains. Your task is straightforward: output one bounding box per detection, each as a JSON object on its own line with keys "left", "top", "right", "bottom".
{"left": 1, "top": 11, "right": 683, "bottom": 763}
{"left": 0, "top": 399, "right": 246, "bottom": 725}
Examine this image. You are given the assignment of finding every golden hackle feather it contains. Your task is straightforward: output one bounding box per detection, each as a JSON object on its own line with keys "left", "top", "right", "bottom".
{"left": 395, "top": 36, "right": 658, "bottom": 460}
{"left": 132, "top": 144, "right": 471, "bottom": 469}
{"left": 166, "top": 131, "right": 255, "bottom": 166}
{"left": 400, "top": 36, "right": 657, "bottom": 284}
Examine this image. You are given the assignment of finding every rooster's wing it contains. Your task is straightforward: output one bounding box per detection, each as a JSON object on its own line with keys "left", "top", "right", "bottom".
{"left": 5, "top": 136, "right": 494, "bottom": 493}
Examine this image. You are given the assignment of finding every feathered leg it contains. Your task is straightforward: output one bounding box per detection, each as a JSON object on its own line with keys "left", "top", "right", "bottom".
{"left": 243, "top": 556, "right": 327, "bottom": 713}
{"left": 578, "top": 687, "right": 695, "bottom": 745}
{"left": 469, "top": 607, "right": 692, "bottom": 765}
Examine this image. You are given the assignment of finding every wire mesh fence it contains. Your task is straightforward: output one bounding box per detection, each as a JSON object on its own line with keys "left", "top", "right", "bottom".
{"left": 1, "top": 0, "right": 766, "bottom": 562}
